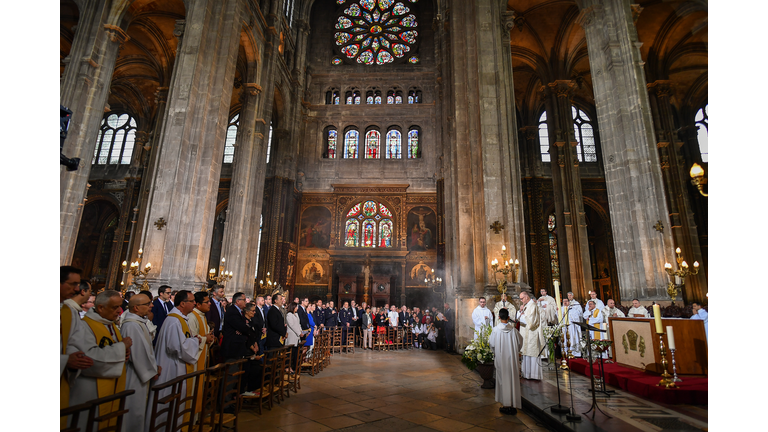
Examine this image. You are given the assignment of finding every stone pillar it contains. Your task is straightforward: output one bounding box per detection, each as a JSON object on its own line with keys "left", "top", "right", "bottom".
{"left": 327, "top": 258, "right": 335, "bottom": 302}
{"left": 647, "top": 81, "right": 707, "bottom": 303}
{"left": 60, "top": 1, "right": 131, "bottom": 264}
{"left": 140, "top": 0, "right": 243, "bottom": 291}
{"left": 577, "top": 0, "right": 675, "bottom": 300}
{"left": 401, "top": 262, "right": 407, "bottom": 306}
{"left": 444, "top": 1, "right": 527, "bottom": 351}
{"left": 543, "top": 80, "right": 594, "bottom": 299}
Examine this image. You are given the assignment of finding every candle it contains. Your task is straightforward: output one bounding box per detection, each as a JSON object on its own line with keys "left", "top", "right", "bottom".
{"left": 554, "top": 283, "right": 562, "bottom": 321}
{"left": 653, "top": 305, "right": 663, "bottom": 333}
{"left": 502, "top": 245, "right": 506, "bottom": 251}
{"left": 666, "top": 326, "right": 675, "bottom": 350}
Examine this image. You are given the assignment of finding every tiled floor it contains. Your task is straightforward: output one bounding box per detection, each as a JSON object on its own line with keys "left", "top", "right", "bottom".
{"left": 237, "top": 348, "right": 552, "bottom": 431}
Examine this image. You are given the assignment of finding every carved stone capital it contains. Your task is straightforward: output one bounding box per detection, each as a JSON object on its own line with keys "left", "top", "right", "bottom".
{"left": 547, "top": 80, "right": 577, "bottom": 99}
{"left": 630, "top": 4, "right": 644, "bottom": 25}
{"left": 246, "top": 83, "right": 263, "bottom": 96}
{"left": 647, "top": 80, "right": 673, "bottom": 98}
{"left": 502, "top": 11, "right": 516, "bottom": 36}
{"left": 576, "top": 4, "right": 603, "bottom": 29}
{"left": 103, "top": 24, "right": 130, "bottom": 44}
{"left": 173, "top": 20, "right": 185, "bottom": 38}
{"left": 154, "top": 87, "right": 169, "bottom": 104}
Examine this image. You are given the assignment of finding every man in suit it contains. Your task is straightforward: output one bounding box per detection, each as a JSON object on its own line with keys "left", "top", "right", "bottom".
{"left": 443, "top": 302, "right": 455, "bottom": 353}
{"left": 251, "top": 296, "right": 267, "bottom": 355}
{"left": 399, "top": 305, "right": 412, "bottom": 330}
{"left": 339, "top": 301, "right": 352, "bottom": 346}
{"left": 313, "top": 299, "right": 325, "bottom": 332}
{"left": 325, "top": 301, "right": 338, "bottom": 330}
{"left": 297, "top": 297, "right": 310, "bottom": 332}
{"left": 151, "top": 285, "right": 173, "bottom": 332}
{"left": 266, "top": 294, "right": 287, "bottom": 352}
{"left": 221, "top": 292, "right": 253, "bottom": 362}
{"left": 205, "top": 285, "right": 226, "bottom": 339}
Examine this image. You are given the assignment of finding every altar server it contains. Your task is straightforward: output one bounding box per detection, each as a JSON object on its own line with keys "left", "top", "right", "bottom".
{"left": 562, "top": 299, "right": 582, "bottom": 357}
{"left": 489, "top": 308, "right": 523, "bottom": 415}
{"left": 472, "top": 297, "right": 493, "bottom": 339}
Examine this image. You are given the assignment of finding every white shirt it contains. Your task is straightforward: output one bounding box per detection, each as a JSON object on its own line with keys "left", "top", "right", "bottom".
{"left": 388, "top": 311, "right": 399, "bottom": 327}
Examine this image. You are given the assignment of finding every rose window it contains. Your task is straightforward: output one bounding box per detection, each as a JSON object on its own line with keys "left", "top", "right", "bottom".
{"left": 334, "top": 0, "right": 419, "bottom": 65}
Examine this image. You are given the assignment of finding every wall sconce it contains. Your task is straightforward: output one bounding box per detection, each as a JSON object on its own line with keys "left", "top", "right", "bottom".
{"left": 689, "top": 163, "right": 708, "bottom": 197}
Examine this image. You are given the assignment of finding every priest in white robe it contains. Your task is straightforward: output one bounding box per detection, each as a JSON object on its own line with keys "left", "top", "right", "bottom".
{"left": 562, "top": 299, "right": 582, "bottom": 357}
{"left": 489, "top": 308, "right": 523, "bottom": 415}
{"left": 517, "top": 291, "right": 545, "bottom": 380}
{"left": 188, "top": 291, "right": 215, "bottom": 413}
{"left": 493, "top": 293, "right": 516, "bottom": 327}
{"left": 601, "top": 299, "right": 625, "bottom": 360}
{"left": 536, "top": 288, "right": 558, "bottom": 325}
{"left": 146, "top": 290, "right": 204, "bottom": 430}
{"left": 588, "top": 291, "right": 605, "bottom": 311}
{"left": 472, "top": 297, "right": 493, "bottom": 339}
{"left": 60, "top": 267, "right": 93, "bottom": 428}
{"left": 120, "top": 294, "right": 160, "bottom": 432}
{"left": 66, "top": 290, "right": 132, "bottom": 431}
{"left": 628, "top": 299, "right": 650, "bottom": 317}
{"left": 583, "top": 300, "right": 607, "bottom": 358}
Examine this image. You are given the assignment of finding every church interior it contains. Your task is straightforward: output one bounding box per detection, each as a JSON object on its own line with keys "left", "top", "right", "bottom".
{"left": 59, "top": 0, "right": 710, "bottom": 429}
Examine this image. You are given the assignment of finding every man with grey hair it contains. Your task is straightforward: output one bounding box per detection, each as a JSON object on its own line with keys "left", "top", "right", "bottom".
{"left": 67, "top": 290, "right": 133, "bottom": 430}
{"left": 516, "top": 291, "right": 544, "bottom": 380}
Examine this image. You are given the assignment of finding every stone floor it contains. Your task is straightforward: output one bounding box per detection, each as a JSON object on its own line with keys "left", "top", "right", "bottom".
{"left": 237, "top": 348, "right": 552, "bottom": 431}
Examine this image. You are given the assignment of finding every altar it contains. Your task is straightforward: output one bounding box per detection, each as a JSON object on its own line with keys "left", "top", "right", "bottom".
{"left": 608, "top": 317, "right": 707, "bottom": 375}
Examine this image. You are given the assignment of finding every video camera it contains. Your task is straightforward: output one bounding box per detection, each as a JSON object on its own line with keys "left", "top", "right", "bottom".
{"left": 60, "top": 105, "right": 80, "bottom": 171}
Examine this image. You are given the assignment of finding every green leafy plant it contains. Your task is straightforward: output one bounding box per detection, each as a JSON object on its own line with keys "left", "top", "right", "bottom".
{"left": 461, "top": 323, "right": 494, "bottom": 370}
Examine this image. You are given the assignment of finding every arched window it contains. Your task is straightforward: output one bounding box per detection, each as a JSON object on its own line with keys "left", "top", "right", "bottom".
{"left": 572, "top": 107, "right": 597, "bottom": 162}
{"left": 223, "top": 113, "right": 239, "bottom": 163}
{"left": 407, "top": 127, "right": 419, "bottom": 159}
{"left": 386, "top": 129, "right": 401, "bottom": 159}
{"left": 366, "top": 90, "right": 381, "bottom": 104}
{"left": 346, "top": 90, "right": 361, "bottom": 105}
{"left": 408, "top": 89, "right": 421, "bottom": 104}
{"left": 539, "top": 111, "right": 550, "bottom": 162}
{"left": 326, "top": 128, "right": 338, "bottom": 159}
{"left": 344, "top": 129, "right": 359, "bottom": 158}
{"left": 366, "top": 91, "right": 374, "bottom": 105}
{"left": 334, "top": 0, "right": 419, "bottom": 65}
{"left": 387, "top": 90, "right": 394, "bottom": 104}
{"left": 284, "top": 0, "right": 295, "bottom": 27}
{"left": 344, "top": 199, "right": 395, "bottom": 248}
{"left": 266, "top": 121, "right": 273, "bottom": 163}
{"left": 92, "top": 113, "right": 137, "bottom": 165}
{"left": 548, "top": 214, "right": 560, "bottom": 281}
{"left": 395, "top": 91, "right": 403, "bottom": 104}
{"left": 326, "top": 89, "right": 340, "bottom": 105}
{"left": 695, "top": 104, "right": 708, "bottom": 163}
{"left": 374, "top": 90, "right": 382, "bottom": 104}
{"left": 365, "top": 129, "right": 381, "bottom": 158}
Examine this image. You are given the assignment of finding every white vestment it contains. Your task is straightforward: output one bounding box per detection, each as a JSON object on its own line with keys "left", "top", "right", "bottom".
{"left": 537, "top": 295, "right": 557, "bottom": 325}
{"left": 517, "top": 302, "right": 544, "bottom": 379}
{"left": 489, "top": 322, "right": 523, "bottom": 408}
{"left": 66, "top": 309, "right": 127, "bottom": 431}
{"left": 584, "top": 307, "right": 607, "bottom": 358}
{"left": 601, "top": 307, "right": 625, "bottom": 358}
{"left": 628, "top": 306, "right": 650, "bottom": 318}
{"left": 588, "top": 298, "right": 605, "bottom": 311}
{"left": 119, "top": 312, "right": 158, "bottom": 432}
{"left": 472, "top": 306, "right": 493, "bottom": 339}
{"left": 493, "top": 301, "right": 516, "bottom": 327}
{"left": 61, "top": 301, "right": 84, "bottom": 379}
{"left": 563, "top": 304, "right": 582, "bottom": 357}
{"left": 691, "top": 309, "right": 708, "bottom": 340}
{"left": 146, "top": 307, "right": 203, "bottom": 430}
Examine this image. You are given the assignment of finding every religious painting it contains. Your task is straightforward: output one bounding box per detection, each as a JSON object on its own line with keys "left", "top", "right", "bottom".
{"left": 301, "top": 260, "right": 325, "bottom": 284}
{"left": 362, "top": 218, "right": 376, "bottom": 247}
{"left": 407, "top": 206, "right": 436, "bottom": 251}
{"left": 299, "top": 206, "right": 331, "bottom": 249}
{"left": 362, "top": 200, "right": 377, "bottom": 217}
{"left": 345, "top": 219, "right": 360, "bottom": 247}
{"left": 379, "top": 219, "right": 393, "bottom": 247}
{"left": 410, "top": 261, "right": 432, "bottom": 283}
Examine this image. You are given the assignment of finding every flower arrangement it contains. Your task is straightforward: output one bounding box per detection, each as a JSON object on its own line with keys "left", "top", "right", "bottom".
{"left": 461, "top": 323, "right": 494, "bottom": 371}
{"left": 542, "top": 324, "right": 564, "bottom": 363}
{"left": 579, "top": 339, "right": 614, "bottom": 363}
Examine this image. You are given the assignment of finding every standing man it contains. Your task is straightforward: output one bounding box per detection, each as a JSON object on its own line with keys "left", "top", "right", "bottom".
{"left": 489, "top": 308, "right": 522, "bottom": 416}
{"left": 362, "top": 306, "right": 374, "bottom": 349}
{"left": 340, "top": 301, "right": 352, "bottom": 345}
{"left": 298, "top": 297, "right": 311, "bottom": 333}
{"left": 252, "top": 296, "right": 268, "bottom": 354}
{"left": 566, "top": 292, "right": 583, "bottom": 318}
{"left": 205, "top": 285, "right": 226, "bottom": 339}
{"left": 388, "top": 305, "right": 399, "bottom": 328}
{"left": 151, "top": 285, "right": 174, "bottom": 332}
{"left": 443, "top": 302, "right": 455, "bottom": 353}
{"left": 266, "top": 294, "right": 287, "bottom": 351}
{"left": 65, "top": 280, "right": 91, "bottom": 320}
{"left": 628, "top": 299, "right": 650, "bottom": 317}
{"left": 493, "top": 293, "right": 516, "bottom": 327}
{"left": 313, "top": 299, "right": 326, "bottom": 332}
{"left": 690, "top": 302, "right": 708, "bottom": 340}
{"left": 537, "top": 288, "right": 558, "bottom": 325}
{"left": 471, "top": 297, "right": 493, "bottom": 339}
{"left": 583, "top": 300, "right": 607, "bottom": 358}
{"left": 120, "top": 294, "right": 160, "bottom": 432}
{"left": 60, "top": 266, "right": 93, "bottom": 427}
{"left": 517, "top": 291, "right": 544, "bottom": 380}
{"left": 325, "top": 301, "right": 338, "bottom": 331}
{"left": 601, "top": 299, "right": 625, "bottom": 360}
{"left": 588, "top": 291, "right": 605, "bottom": 310}
{"left": 222, "top": 293, "right": 253, "bottom": 361}
{"left": 189, "top": 291, "right": 216, "bottom": 400}
{"left": 81, "top": 293, "right": 96, "bottom": 318}
{"left": 562, "top": 299, "right": 582, "bottom": 357}
{"left": 67, "top": 290, "right": 132, "bottom": 430}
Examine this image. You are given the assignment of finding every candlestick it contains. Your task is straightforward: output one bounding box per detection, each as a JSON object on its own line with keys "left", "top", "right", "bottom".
{"left": 560, "top": 328, "right": 569, "bottom": 370}
{"left": 669, "top": 348, "right": 683, "bottom": 383}
{"left": 666, "top": 326, "right": 675, "bottom": 350}
{"left": 554, "top": 283, "right": 562, "bottom": 321}
{"left": 656, "top": 332, "right": 676, "bottom": 389}
{"left": 653, "top": 305, "right": 663, "bottom": 333}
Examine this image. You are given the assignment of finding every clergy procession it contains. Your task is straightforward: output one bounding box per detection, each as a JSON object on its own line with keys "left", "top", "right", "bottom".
{"left": 60, "top": 265, "right": 459, "bottom": 431}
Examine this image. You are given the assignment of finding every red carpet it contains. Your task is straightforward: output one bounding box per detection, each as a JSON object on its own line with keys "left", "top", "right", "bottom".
{"left": 568, "top": 358, "right": 708, "bottom": 405}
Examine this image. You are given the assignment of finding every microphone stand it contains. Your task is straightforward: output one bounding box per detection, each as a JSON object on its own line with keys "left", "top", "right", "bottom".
{"left": 543, "top": 305, "right": 572, "bottom": 415}
{"left": 576, "top": 321, "right": 611, "bottom": 419}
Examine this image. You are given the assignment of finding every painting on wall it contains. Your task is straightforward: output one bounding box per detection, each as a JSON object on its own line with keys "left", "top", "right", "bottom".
{"left": 407, "top": 206, "right": 436, "bottom": 251}
{"left": 300, "top": 206, "right": 332, "bottom": 249}
{"left": 301, "top": 260, "right": 325, "bottom": 284}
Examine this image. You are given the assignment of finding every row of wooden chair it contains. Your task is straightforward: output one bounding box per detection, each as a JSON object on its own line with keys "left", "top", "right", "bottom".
{"left": 60, "top": 390, "right": 135, "bottom": 432}
{"left": 372, "top": 327, "right": 414, "bottom": 351}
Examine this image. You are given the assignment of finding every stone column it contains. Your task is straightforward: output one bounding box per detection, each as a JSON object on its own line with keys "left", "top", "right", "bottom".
{"left": 444, "top": 1, "right": 528, "bottom": 351}
{"left": 543, "top": 80, "right": 594, "bottom": 299}
{"left": 647, "top": 80, "right": 707, "bottom": 302}
{"left": 327, "top": 258, "right": 335, "bottom": 302}
{"left": 60, "top": 1, "right": 131, "bottom": 264}
{"left": 577, "top": 0, "right": 675, "bottom": 300}
{"left": 140, "top": 0, "right": 243, "bottom": 291}
{"left": 401, "top": 262, "right": 407, "bottom": 306}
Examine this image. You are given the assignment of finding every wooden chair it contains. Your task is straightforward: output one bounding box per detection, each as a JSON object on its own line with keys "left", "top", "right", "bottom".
{"left": 395, "top": 328, "right": 404, "bottom": 350}
{"left": 61, "top": 390, "right": 135, "bottom": 432}
{"left": 216, "top": 358, "right": 248, "bottom": 431}
{"left": 278, "top": 347, "right": 294, "bottom": 401}
{"left": 170, "top": 370, "right": 206, "bottom": 432}
{"left": 331, "top": 328, "right": 343, "bottom": 353}
{"left": 301, "top": 343, "right": 320, "bottom": 376}
{"left": 242, "top": 354, "right": 276, "bottom": 415}
{"left": 374, "top": 328, "right": 387, "bottom": 351}
{"left": 285, "top": 345, "right": 307, "bottom": 393}
{"left": 195, "top": 363, "right": 227, "bottom": 432}
{"left": 322, "top": 331, "right": 332, "bottom": 367}
{"left": 147, "top": 375, "right": 185, "bottom": 432}
{"left": 387, "top": 327, "right": 397, "bottom": 349}
{"left": 404, "top": 328, "right": 413, "bottom": 349}
{"left": 342, "top": 328, "right": 355, "bottom": 353}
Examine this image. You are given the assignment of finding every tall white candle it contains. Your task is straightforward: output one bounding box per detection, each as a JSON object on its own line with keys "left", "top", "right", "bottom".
{"left": 666, "top": 326, "right": 675, "bottom": 350}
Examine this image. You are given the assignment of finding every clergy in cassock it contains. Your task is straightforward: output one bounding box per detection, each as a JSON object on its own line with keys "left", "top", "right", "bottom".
{"left": 472, "top": 297, "right": 493, "bottom": 339}
{"left": 489, "top": 308, "right": 523, "bottom": 415}
{"left": 147, "top": 290, "right": 205, "bottom": 429}
{"left": 189, "top": 291, "right": 216, "bottom": 412}
{"left": 493, "top": 293, "right": 516, "bottom": 327}
{"left": 119, "top": 294, "right": 160, "bottom": 432}
{"left": 562, "top": 299, "right": 582, "bottom": 357}
{"left": 583, "top": 300, "right": 607, "bottom": 358}
{"left": 537, "top": 288, "right": 558, "bottom": 325}
{"left": 628, "top": 299, "right": 650, "bottom": 318}
{"left": 60, "top": 266, "right": 93, "bottom": 428}
{"left": 601, "top": 299, "right": 625, "bottom": 360}
{"left": 67, "top": 290, "right": 133, "bottom": 431}
{"left": 517, "top": 291, "right": 544, "bottom": 380}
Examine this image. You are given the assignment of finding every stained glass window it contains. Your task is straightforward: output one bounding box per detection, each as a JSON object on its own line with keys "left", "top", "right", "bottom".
{"left": 334, "top": 1, "right": 419, "bottom": 65}
{"left": 385, "top": 129, "right": 401, "bottom": 159}
{"left": 223, "top": 113, "right": 239, "bottom": 163}
{"left": 695, "top": 104, "right": 708, "bottom": 163}
{"left": 327, "top": 129, "right": 337, "bottom": 158}
{"left": 539, "top": 111, "right": 550, "bottom": 162}
{"left": 363, "top": 200, "right": 377, "bottom": 216}
{"left": 572, "top": 107, "right": 597, "bottom": 162}
{"left": 344, "top": 129, "right": 359, "bottom": 158}
{"left": 93, "top": 113, "right": 137, "bottom": 165}
{"left": 548, "top": 214, "right": 560, "bottom": 281}
{"left": 266, "top": 122, "right": 273, "bottom": 163}
{"left": 379, "top": 219, "right": 393, "bottom": 247}
{"left": 345, "top": 219, "right": 360, "bottom": 247}
{"left": 362, "top": 219, "right": 377, "bottom": 247}
{"left": 327, "top": 90, "right": 340, "bottom": 105}
{"left": 408, "top": 128, "right": 419, "bottom": 159}
{"left": 378, "top": 203, "right": 392, "bottom": 217}
{"left": 408, "top": 89, "right": 420, "bottom": 103}
{"left": 365, "top": 130, "right": 381, "bottom": 158}
{"left": 395, "top": 92, "right": 403, "bottom": 104}
{"left": 347, "top": 203, "right": 362, "bottom": 217}
{"left": 344, "top": 200, "right": 394, "bottom": 248}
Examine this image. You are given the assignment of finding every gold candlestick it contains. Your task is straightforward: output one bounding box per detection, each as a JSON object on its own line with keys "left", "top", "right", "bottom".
{"left": 560, "top": 327, "right": 569, "bottom": 370}
{"left": 209, "top": 257, "right": 234, "bottom": 286}
{"left": 656, "top": 332, "right": 676, "bottom": 389}
{"left": 121, "top": 248, "right": 152, "bottom": 293}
